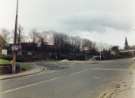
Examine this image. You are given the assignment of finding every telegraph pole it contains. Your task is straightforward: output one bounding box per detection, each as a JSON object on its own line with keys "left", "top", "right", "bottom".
{"left": 12, "top": 0, "right": 19, "bottom": 73}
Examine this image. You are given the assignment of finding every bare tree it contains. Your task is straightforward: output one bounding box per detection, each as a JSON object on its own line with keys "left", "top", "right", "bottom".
{"left": 1, "top": 29, "right": 10, "bottom": 43}
{"left": 17, "top": 25, "right": 24, "bottom": 43}
{"left": 30, "top": 29, "right": 40, "bottom": 43}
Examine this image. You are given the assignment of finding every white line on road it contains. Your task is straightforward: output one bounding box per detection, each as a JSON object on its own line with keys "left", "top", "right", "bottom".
{"left": 0, "top": 67, "right": 129, "bottom": 95}
{"left": 0, "top": 77, "right": 60, "bottom": 94}
{"left": 91, "top": 68, "right": 129, "bottom": 71}
{"left": 0, "top": 68, "right": 90, "bottom": 95}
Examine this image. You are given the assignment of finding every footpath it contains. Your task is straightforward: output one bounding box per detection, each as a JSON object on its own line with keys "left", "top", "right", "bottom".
{"left": 0, "top": 65, "right": 46, "bottom": 80}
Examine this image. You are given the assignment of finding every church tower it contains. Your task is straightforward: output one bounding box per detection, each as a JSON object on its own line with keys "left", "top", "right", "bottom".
{"left": 124, "top": 37, "right": 129, "bottom": 49}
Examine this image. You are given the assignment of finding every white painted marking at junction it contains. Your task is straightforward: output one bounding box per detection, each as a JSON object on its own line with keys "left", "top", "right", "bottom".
{"left": 91, "top": 68, "right": 129, "bottom": 71}
{"left": 0, "top": 67, "right": 129, "bottom": 95}
{"left": 0, "top": 68, "right": 90, "bottom": 94}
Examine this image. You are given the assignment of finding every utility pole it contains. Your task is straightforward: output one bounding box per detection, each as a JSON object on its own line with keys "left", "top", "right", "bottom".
{"left": 12, "top": 0, "right": 19, "bottom": 73}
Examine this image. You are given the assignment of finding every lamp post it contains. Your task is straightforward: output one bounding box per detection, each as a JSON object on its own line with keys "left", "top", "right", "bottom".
{"left": 12, "top": 0, "right": 19, "bottom": 73}
{"left": 99, "top": 47, "right": 103, "bottom": 61}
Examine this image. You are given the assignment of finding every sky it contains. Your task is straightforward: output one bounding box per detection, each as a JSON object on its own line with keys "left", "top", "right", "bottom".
{"left": 0, "top": 0, "right": 135, "bottom": 48}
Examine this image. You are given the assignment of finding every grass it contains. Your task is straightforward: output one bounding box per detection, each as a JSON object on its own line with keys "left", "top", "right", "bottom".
{"left": 20, "top": 64, "right": 32, "bottom": 71}
{"left": 0, "top": 57, "right": 32, "bottom": 70}
{"left": 0, "top": 59, "right": 10, "bottom": 65}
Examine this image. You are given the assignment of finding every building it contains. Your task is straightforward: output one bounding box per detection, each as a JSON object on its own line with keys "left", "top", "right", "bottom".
{"left": 119, "top": 37, "right": 135, "bottom": 57}
{"left": 124, "top": 37, "right": 129, "bottom": 50}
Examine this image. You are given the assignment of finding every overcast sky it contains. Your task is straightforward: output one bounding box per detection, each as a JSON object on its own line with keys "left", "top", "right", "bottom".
{"left": 0, "top": 0, "right": 135, "bottom": 47}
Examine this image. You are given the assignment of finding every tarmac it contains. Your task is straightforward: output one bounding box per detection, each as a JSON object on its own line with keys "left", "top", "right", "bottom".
{"left": 99, "top": 60, "right": 135, "bottom": 98}
{"left": 0, "top": 60, "right": 135, "bottom": 98}
{"left": 112, "top": 62, "right": 135, "bottom": 98}
{"left": 112, "top": 76, "right": 135, "bottom": 98}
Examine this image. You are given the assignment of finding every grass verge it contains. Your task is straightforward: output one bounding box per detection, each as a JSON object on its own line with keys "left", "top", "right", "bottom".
{"left": 20, "top": 64, "right": 32, "bottom": 71}
{"left": 0, "top": 59, "right": 10, "bottom": 65}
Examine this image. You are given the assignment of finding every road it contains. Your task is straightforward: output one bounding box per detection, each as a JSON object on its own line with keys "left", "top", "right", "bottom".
{"left": 0, "top": 59, "right": 134, "bottom": 98}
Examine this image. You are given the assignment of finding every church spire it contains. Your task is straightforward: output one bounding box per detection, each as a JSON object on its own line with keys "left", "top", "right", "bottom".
{"left": 124, "top": 37, "right": 129, "bottom": 49}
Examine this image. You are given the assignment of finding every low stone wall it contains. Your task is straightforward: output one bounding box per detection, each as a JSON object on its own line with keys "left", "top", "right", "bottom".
{"left": 0, "top": 64, "right": 12, "bottom": 75}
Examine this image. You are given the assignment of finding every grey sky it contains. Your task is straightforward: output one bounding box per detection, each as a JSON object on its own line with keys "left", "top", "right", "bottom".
{"left": 0, "top": 0, "right": 135, "bottom": 47}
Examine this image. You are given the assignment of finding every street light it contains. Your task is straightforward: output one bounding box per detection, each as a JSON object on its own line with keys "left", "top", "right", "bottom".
{"left": 100, "top": 50, "right": 102, "bottom": 60}
{"left": 12, "top": 0, "right": 19, "bottom": 73}
{"left": 99, "top": 47, "right": 103, "bottom": 61}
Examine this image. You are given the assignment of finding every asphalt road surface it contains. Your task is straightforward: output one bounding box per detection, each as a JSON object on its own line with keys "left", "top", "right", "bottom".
{"left": 0, "top": 59, "right": 134, "bottom": 98}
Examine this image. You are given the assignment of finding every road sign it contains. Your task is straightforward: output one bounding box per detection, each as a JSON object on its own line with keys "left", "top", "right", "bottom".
{"left": 12, "top": 45, "right": 19, "bottom": 51}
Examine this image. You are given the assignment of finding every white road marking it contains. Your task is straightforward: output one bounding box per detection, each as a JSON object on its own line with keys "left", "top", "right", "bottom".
{"left": 0, "top": 68, "right": 90, "bottom": 94}
{"left": 70, "top": 69, "right": 89, "bottom": 76}
{"left": 91, "top": 68, "right": 129, "bottom": 71}
{"left": 0, "top": 67, "right": 129, "bottom": 95}
{"left": 0, "top": 77, "right": 60, "bottom": 94}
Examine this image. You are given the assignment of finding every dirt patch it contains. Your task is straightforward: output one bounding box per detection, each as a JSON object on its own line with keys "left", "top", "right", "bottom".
{"left": 99, "top": 80, "right": 131, "bottom": 98}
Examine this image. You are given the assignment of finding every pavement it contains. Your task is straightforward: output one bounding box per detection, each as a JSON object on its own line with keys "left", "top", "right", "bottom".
{"left": 0, "top": 64, "right": 45, "bottom": 80}
{"left": 0, "top": 59, "right": 134, "bottom": 98}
